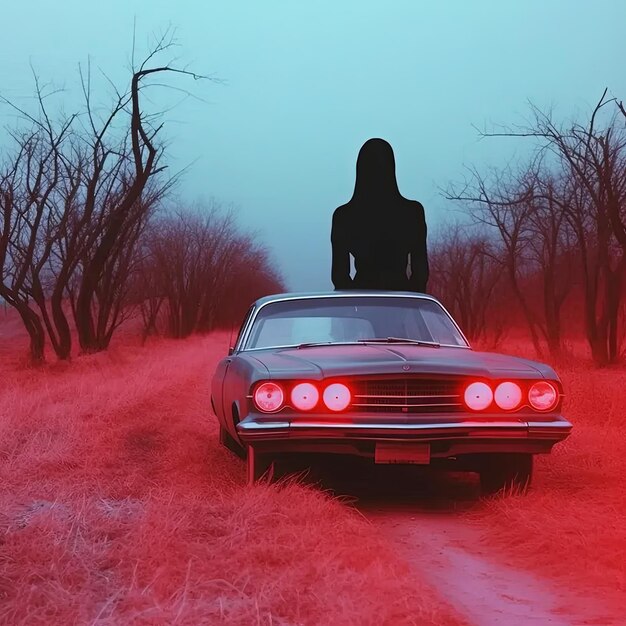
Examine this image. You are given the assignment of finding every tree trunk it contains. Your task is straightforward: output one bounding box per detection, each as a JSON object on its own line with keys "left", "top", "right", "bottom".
{"left": 16, "top": 304, "right": 46, "bottom": 365}
{"left": 586, "top": 276, "right": 609, "bottom": 366}
{"left": 606, "top": 257, "right": 625, "bottom": 363}
{"left": 543, "top": 269, "right": 562, "bottom": 357}
{"left": 508, "top": 269, "right": 543, "bottom": 358}
{"left": 50, "top": 285, "right": 72, "bottom": 360}
{"left": 75, "top": 274, "right": 97, "bottom": 353}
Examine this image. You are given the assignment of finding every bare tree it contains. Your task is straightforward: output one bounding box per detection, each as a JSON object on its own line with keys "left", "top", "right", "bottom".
{"left": 523, "top": 171, "right": 576, "bottom": 354}
{"left": 136, "top": 203, "right": 284, "bottom": 339}
{"left": 210, "top": 236, "right": 286, "bottom": 329}
{"left": 212, "top": 245, "right": 285, "bottom": 330}
{"left": 72, "top": 35, "right": 206, "bottom": 353}
{"left": 0, "top": 141, "right": 49, "bottom": 363}
{"left": 0, "top": 84, "right": 75, "bottom": 363}
{"left": 133, "top": 232, "right": 166, "bottom": 344}
{"left": 476, "top": 92, "right": 626, "bottom": 364}
{"left": 429, "top": 221, "right": 503, "bottom": 342}
{"left": 1, "top": 30, "right": 209, "bottom": 362}
{"left": 446, "top": 164, "right": 547, "bottom": 356}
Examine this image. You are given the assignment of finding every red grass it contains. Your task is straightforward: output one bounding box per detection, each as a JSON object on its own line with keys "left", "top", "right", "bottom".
{"left": 0, "top": 324, "right": 465, "bottom": 625}
{"left": 467, "top": 338, "right": 626, "bottom": 612}
{"left": 4, "top": 304, "right": 624, "bottom": 622}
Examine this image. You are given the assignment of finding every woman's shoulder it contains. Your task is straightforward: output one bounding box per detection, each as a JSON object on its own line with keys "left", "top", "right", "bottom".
{"left": 332, "top": 202, "right": 353, "bottom": 221}
{"left": 399, "top": 198, "right": 425, "bottom": 215}
{"left": 403, "top": 197, "right": 424, "bottom": 208}
{"left": 333, "top": 198, "right": 424, "bottom": 217}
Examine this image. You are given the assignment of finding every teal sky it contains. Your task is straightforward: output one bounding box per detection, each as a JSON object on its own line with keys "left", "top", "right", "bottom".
{"left": 2, "top": 1, "right": 625, "bottom": 290}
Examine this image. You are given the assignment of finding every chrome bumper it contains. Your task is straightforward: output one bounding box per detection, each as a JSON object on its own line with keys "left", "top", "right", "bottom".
{"left": 236, "top": 414, "right": 573, "bottom": 457}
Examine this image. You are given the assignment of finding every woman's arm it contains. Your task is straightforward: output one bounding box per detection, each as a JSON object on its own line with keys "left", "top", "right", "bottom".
{"left": 408, "top": 202, "right": 429, "bottom": 293}
{"left": 331, "top": 209, "right": 353, "bottom": 289}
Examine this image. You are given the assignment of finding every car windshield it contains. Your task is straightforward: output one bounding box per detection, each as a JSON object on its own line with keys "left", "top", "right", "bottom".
{"left": 243, "top": 296, "right": 468, "bottom": 350}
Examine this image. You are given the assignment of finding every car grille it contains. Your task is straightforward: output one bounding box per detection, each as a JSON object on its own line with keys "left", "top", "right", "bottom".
{"left": 349, "top": 377, "right": 464, "bottom": 414}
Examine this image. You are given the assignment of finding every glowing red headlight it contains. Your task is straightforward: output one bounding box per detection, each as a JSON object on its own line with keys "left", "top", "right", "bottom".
{"left": 254, "top": 382, "right": 284, "bottom": 412}
{"left": 323, "top": 383, "right": 351, "bottom": 411}
{"left": 464, "top": 381, "right": 493, "bottom": 410}
{"left": 528, "top": 381, "right": 558, "bottom": 411}
{"left": 494, "top": 381, "right": 522, "bottom": 410}
{"left": 290, "top": 382, "right": 319, "bottom": 411}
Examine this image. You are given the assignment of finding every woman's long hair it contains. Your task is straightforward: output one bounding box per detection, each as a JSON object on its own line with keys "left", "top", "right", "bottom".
{"left": 351, "top": 138, "right": 402, "bottom": 203}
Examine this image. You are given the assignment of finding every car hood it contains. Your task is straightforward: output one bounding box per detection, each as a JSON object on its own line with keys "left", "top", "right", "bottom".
{"left": 246, "top": 344, "right": 556, "bottom": 380}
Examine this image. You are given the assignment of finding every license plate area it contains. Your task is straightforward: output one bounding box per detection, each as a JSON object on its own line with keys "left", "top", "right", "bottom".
{"left": 375, "top": 442, "right": 430, "bottom": 464}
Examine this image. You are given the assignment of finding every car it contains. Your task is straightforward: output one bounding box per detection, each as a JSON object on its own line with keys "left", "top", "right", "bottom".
{"left": 210, "top": 291, "right": 572, "bottom": 493}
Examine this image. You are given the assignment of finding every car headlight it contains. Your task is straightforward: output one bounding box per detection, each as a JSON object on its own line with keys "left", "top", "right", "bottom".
{"left": 494, "top": 381, "right": 522, "bottom": 410}
{"left": 253, "top": 382, "right": 284, "bottom": 412}
{"left": 464, "top": 381, "right": 493, "bottom": 410}
{"left": 291, "top": 382, "right": 319, "bottom": 411}
{"left": 528, "top": 381, "right": 558, "bottom": 411}
{"left": 322, "top": 383, "right": 351, "bottom": 411}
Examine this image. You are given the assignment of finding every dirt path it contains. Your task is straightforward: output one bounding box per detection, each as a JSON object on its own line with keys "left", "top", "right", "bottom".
{"left": 363, "top": 504, "right": 619, "bottom": 626}
{"left": 287, "top": 459, "right": 619, "bottom": 626}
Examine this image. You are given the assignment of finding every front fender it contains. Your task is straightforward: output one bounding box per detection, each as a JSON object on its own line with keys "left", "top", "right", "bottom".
{"left": 222, "top": 354, "right": 270, "bottom": 441}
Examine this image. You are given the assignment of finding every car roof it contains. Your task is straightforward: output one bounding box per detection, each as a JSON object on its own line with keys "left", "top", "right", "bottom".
{"left": 252, "top": 290, "right": 442, "bottom": 307}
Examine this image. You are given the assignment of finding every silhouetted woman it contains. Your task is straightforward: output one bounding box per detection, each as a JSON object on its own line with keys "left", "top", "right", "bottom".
{"left": 331, "top": 138, "right": 429, "bottom": 292}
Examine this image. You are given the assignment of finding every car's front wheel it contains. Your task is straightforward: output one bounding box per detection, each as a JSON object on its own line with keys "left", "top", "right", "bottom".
{"left": 479, "top": 453, "right": 533, "bottom": 495}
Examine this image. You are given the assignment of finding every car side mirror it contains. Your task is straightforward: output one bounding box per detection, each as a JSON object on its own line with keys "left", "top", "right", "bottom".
{"left": 228, "top": 346, "right": 235, "bottom": 356}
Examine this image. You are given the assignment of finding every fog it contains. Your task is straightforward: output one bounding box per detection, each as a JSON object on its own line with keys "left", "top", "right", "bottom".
{"left": 2, "top": 0, "right": 625, "bottom": 289}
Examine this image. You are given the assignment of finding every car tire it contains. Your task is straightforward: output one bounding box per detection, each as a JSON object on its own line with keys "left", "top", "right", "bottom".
{"left": 219, "top": 425, "right": 246, "bottom": 459}
{"left": 247, "top": 446, "right": 275, "bottom": 485}
{"left": 479, "top": 453, "right": 533, "bottom": 495}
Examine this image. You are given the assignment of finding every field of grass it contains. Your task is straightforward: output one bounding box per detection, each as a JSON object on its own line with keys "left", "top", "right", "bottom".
{"left": 2, "top": 308, "right": 625, "bottom": 623}
{"left": 468, "top": 338, "right": 626, "bottom": 612}
{"left": 0, "top": 326, "right": 465, "bottom": 625}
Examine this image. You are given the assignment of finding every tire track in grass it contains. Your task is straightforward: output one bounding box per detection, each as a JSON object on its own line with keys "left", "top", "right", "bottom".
{"left": 291, "top": 460, "right": 621, "bottom": 626}
{"left": 364, "top": 505, "right": 620, "bottom": 626}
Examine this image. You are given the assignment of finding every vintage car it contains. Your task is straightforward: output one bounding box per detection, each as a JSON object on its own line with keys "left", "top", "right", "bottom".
{"left": 210, "top": 291, "right": 572, "bottom": 493}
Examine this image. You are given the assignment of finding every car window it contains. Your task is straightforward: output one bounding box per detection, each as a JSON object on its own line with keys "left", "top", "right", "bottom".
{"left": 419, "top": 301, "right": 468, "bottom": 346}
{"left": 244, "top": 297, "right": 467, "bottom": 349}
{"left": 251, "top": 316, "right": 375, "bottom": 348}
{"left": 233, "top": 306, "right": 255, "bottom": 350}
